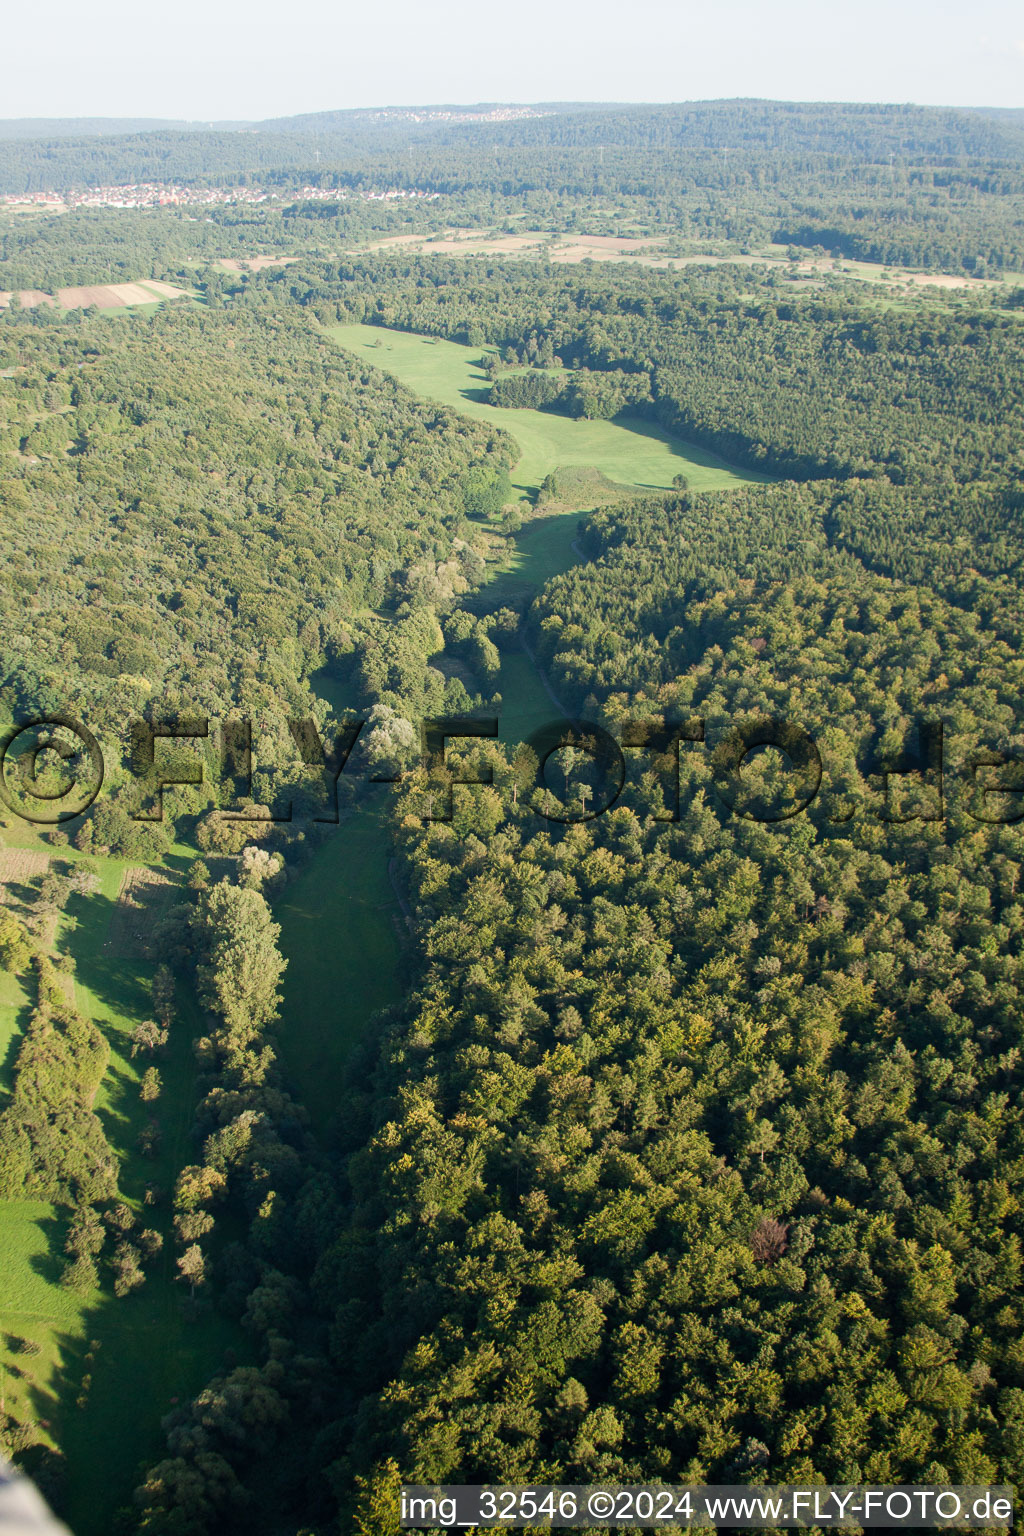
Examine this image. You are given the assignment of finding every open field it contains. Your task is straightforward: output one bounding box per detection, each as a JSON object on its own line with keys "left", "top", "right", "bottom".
{"left": 0, "top": 1201, "right": 84, "bottom": 1448}
{"left": 136, "top": 279, "right": 187, "bottom": 299}
{"left": 0, "top": 280, "right": 189, "bottom": 311}
{"left": 0, "top": 290, "right": 52, "bottom": 310}
{"left": 477, "top": 512, "right": 587, "bottom": 742}
{"left": 276, "top": 803, "right": 403, "bottom": 1132}
{"left": 216, "top": 255, "right": 299, "bottom": 272}
{"left": 0, "top": 967, "right": 31, "bottom": 1099}
{"left": 0, "top": 848, "right": 50, "bottom": 884}
{"left": 359, "top": 228, "right": 671, "bottom": 265}
{"left": 787, "top": 254, "right": 1008, "bottom": 291}
{"left": 470, "top": 508, "right": 583, "bottom": 617}
{"left": 328, "top": 322, "right": 767, "bottom": 497}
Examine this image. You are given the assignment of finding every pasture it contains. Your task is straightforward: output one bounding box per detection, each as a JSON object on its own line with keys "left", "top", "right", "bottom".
{"left": 471, "top": 507, "right": 583, "bottom": 615}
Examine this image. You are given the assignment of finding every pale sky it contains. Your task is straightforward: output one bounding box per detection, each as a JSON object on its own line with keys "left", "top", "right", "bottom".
{"left": 4, "top": 0, "right": 1023, "bottom": 122}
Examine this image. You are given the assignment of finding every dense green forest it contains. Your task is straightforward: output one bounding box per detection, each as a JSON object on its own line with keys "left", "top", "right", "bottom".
{"left": 1, "top": 99, "right": 1023, "bottom": 1536}
{"left": 0, "top": 210, "right": 292, "bottom": 290}
{"left": 0, "top": 298, "right": 515, "bottom": 833}
{"left": 0, "top": 204, "right": 449, "bottom": 292}
{"left": 236, "top": 281, "right": 1023, "bottom": 1532}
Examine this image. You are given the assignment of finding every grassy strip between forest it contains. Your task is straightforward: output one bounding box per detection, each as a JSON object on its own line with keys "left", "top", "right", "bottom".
{"left": 327, "top": 322, "right": 769, "bottom": 497}
{"left": 272, "top": 318, "right": 773, "bottom": 1123}
{"left": 0, "top": 820, "right": 246, "bottom": 1534}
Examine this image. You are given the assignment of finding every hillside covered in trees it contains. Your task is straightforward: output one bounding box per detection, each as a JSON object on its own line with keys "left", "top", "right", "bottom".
{"left": 0, "top": 297, "right": 516, "bottom": 837}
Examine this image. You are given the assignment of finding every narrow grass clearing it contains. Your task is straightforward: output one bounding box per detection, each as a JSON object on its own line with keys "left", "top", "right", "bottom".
{"left": 327, "top": 323, "right": 768, "bottom": 497}
{"left": 0, "top": 825, "right": 247, "bottom": 1533}
{"left": 275, "top": 802, "right": 403, "bottom": 1134}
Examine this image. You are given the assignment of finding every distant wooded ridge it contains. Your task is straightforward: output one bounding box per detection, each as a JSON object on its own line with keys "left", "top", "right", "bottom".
{"left": 0, "top": 104, "right": 604, "bottom": 141}
{"left": 2, "top": 99, "right": 1024, "bottom": 152}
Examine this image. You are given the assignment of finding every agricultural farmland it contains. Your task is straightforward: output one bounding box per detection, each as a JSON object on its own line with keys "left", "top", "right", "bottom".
{"left": 0, "top": 280, "right": 188, "bottom": 310}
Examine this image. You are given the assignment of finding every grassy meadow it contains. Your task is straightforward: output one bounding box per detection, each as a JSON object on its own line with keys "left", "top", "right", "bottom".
{"left": 328, "top": 322, "right": 768, "bottom": 497}
{"left": 325, "top": 320, "right": 767, "bottom": 743}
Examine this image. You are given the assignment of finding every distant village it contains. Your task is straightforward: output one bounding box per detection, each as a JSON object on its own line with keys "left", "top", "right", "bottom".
{"left": 358, "top": 106, "right": 547, "bottom": 123}
{"left": 1, "top": 183, "right": 443, "bottom": 211}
